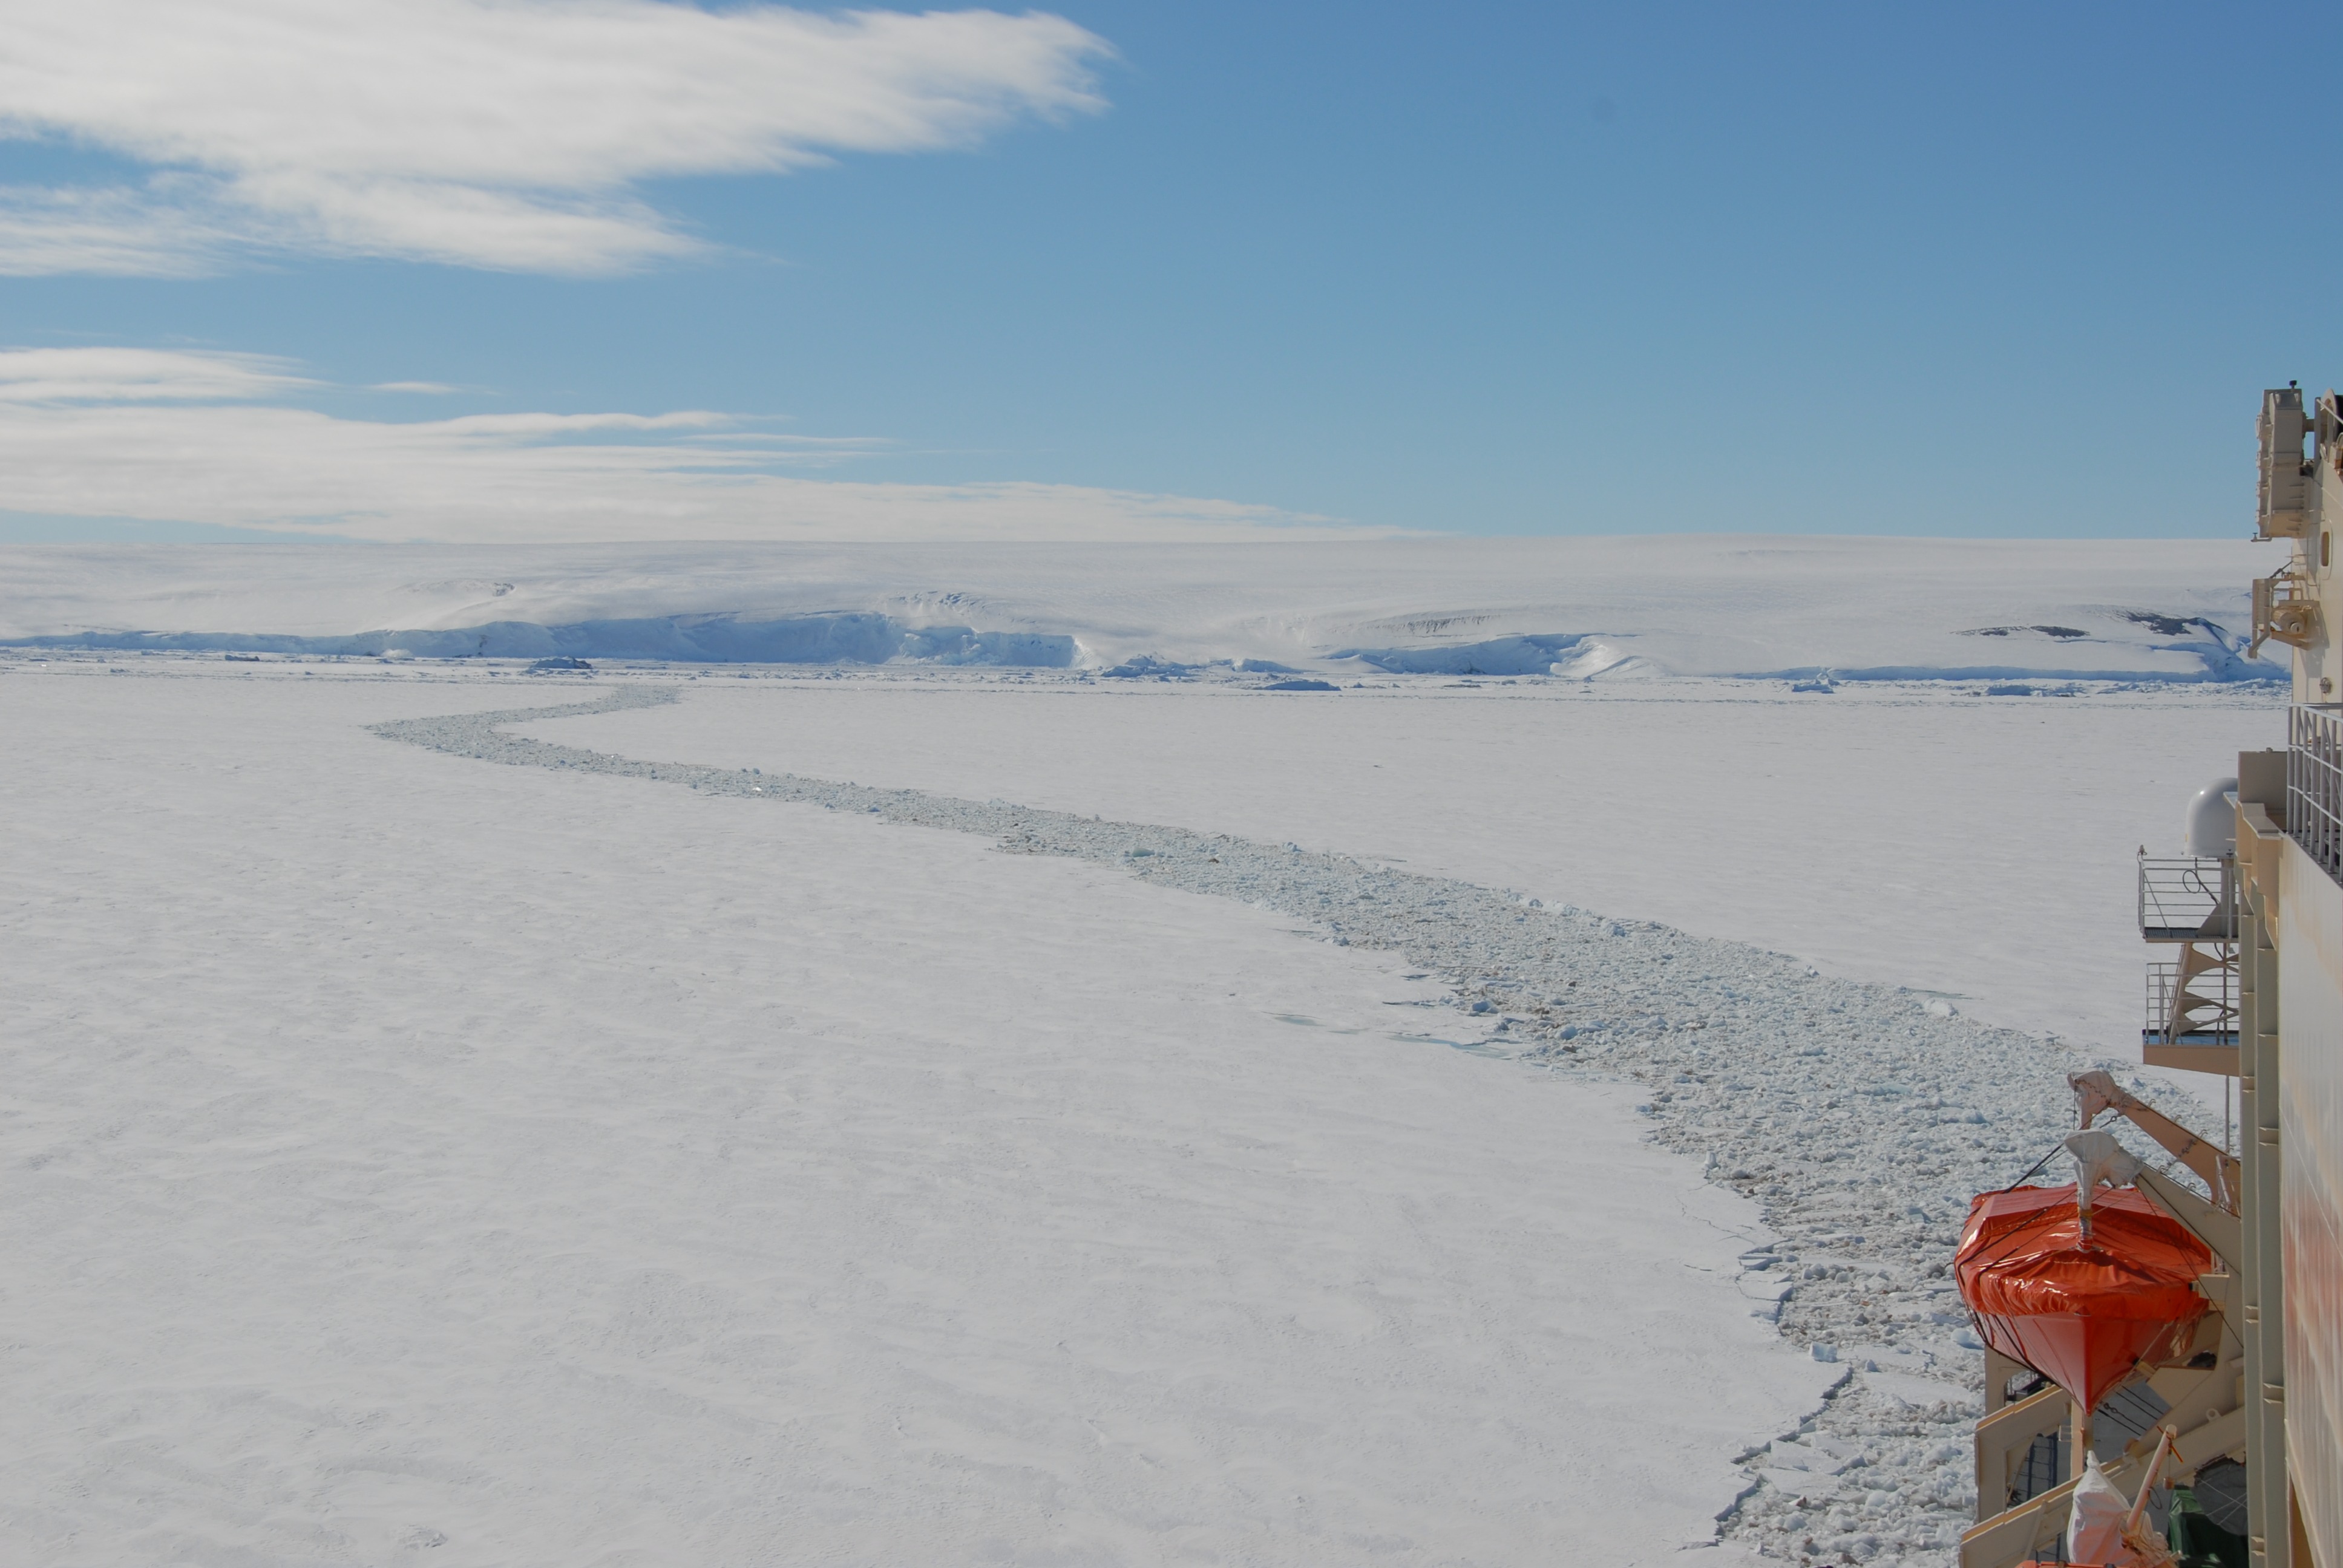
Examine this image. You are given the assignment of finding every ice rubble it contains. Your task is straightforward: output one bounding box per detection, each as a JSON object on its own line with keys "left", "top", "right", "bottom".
{"left": 375, "top": 684, "right": 2230, "bottom": 1567}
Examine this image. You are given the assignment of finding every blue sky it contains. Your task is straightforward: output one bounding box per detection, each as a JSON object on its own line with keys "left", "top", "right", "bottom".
{"left": 2, "top": 1, "right": 2336, "bottom": 541}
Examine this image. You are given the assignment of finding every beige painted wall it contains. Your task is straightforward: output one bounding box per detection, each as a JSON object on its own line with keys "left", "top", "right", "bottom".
{"left": 2281, "top": 836, "right": 2343, "bottom": 1568}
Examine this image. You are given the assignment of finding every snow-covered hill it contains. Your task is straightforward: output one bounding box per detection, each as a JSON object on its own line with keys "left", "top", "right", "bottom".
{"left": 0, "top": 535, "right": 2286, "bottom": 683}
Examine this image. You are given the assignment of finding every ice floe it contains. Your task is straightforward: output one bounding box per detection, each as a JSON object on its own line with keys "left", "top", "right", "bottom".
{"left": 369, "top": 683, "right": 2235, "bottom": 1565}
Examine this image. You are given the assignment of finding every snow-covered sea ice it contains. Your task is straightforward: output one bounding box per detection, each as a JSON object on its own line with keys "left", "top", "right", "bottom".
{"left": 1, "top": 637, "right": 2256, "bottom": 1565}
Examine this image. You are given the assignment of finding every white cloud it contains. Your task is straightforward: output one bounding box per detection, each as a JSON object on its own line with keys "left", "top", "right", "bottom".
{"left": 0, "top": 348, "right": 1363, "bottom": 542}
{"left": 0, "top": 1, "right": 1111, "bottom": 275}
{"left": 0, "top": 345, "right": 314, "bottom": 401}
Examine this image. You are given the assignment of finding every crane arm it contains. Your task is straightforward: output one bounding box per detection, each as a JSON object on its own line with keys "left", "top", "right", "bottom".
{"left": 2069, "top": 1070, "right": 2239, "bottom": 1213}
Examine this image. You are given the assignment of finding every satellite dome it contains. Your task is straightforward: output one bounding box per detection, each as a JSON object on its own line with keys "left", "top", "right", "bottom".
{"left": 2185, "top": 776, "right": 2239, "bottom": 858}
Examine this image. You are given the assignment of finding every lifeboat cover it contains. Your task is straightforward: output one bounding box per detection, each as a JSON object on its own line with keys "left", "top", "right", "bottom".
{"left": 1954, "top": 1183, "right": 2211, "bottom": 1413}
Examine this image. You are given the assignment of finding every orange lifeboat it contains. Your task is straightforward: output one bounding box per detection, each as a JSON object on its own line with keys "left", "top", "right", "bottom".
{"left": 1954, "top": 1183, "right": 2211, "bottom": 1412}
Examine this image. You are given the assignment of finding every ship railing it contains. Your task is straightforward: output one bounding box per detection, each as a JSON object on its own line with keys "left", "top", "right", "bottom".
{"left": 2137, "top": 854, "right": 2232, "bottom": 942}
{"left": 2143, "top": 959, "right": 2238, "bottom": 1049}
{"left": 2290, "top": 703, "right": 2343, "bottom": 887}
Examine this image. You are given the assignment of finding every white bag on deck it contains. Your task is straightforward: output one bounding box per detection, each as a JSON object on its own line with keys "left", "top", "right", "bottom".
{"left": 2069, "top": 1460, "right": 2133, "bottom": 1565}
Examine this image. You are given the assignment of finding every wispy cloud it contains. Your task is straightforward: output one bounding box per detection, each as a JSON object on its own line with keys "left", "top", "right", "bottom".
{"left": 0, "top": 1, "right": 1112, "bottom": 275}
{"left": 0, "top": 345, "right": 315, "bottom": 401}
{"left": 0, "top": 348, "right": 1362, "bottom": 542}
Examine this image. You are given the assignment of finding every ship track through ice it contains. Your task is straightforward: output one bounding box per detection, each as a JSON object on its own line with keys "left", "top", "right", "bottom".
{"left": 373, "top": 684, "right": 2229, "bottom": 1567}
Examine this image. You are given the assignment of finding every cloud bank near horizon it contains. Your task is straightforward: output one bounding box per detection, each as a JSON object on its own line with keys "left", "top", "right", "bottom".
{"left": 0, "top": 1, "right": 1110, "bottom": 275}
{"left": 0, "top": 348, "right": 1365, "bottom": 543}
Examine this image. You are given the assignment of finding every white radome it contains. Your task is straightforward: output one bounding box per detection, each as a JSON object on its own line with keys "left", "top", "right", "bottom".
{"left": 2186, "top": 775, "right": 2240, "bottom": 858}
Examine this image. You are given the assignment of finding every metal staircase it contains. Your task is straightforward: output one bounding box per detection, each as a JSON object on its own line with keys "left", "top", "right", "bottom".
{"left": 2137, "top": 854, "right": 2238, "bottom": 1074}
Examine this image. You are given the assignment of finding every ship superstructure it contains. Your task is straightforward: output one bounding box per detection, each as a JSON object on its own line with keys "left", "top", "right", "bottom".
{"left": 1955, "top": 389, "right": 2342, "bottom": 1568}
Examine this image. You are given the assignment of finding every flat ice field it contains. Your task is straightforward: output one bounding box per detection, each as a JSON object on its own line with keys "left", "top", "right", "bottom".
{"left": 520, "top": 670, "right": 2278, "bottom": 1061}
{"left": 7, "top": 662, "right": 1826, "bottom": 1567}
{"left": 0, "top": 538, "right": 2283, "bottom": 1565}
